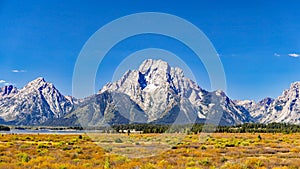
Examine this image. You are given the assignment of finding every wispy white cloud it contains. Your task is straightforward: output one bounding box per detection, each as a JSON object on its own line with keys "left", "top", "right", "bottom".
{"left": 3, "top": 82, "right": 14, "bottom": 86}
{"left": 288, "top": 53, "right": 300, "bottom": 58}
{"left": 0, "top": 81, "right": 14, "bottom": 86}
{"left": 12, "top": 69, "right": 26, "bottom": 73}
{"left": 274, "top": 53, "right": 280, "bottom": 57}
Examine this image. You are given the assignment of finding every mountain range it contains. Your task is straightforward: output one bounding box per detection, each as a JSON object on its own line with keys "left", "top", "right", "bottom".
{"left": 0, "top": 59, "right": 299, "bottom": 126}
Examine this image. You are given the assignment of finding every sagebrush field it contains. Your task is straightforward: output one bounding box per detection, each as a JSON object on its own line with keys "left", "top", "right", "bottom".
{"left": 0, "top": 133, "right": 300, "bottom": 169}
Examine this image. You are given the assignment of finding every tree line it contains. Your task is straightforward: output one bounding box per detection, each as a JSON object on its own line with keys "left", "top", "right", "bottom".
{"left": 112, "top": 123, "right": 300, "bottom": 134}
{"left": 0, "top": 125, "right": 10, "bottom": 131}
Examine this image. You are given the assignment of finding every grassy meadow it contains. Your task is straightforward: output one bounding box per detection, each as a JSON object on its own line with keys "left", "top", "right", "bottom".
{"left": 0, "top": 133, "right": 300, "bottom": 169}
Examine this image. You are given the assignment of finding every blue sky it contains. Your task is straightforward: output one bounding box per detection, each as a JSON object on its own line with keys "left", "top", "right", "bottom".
{"left": 0, "top": 0, "right": 300, "bottom": 101}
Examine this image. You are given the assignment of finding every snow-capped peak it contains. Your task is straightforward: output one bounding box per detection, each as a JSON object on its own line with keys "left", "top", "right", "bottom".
{"left": 138, "top": 59, "right": 171, "bottom": 74}
{"left": 26, "top": 77, "right": 46, "bottom": 87}
{"left": 22, "top": 77, "right": 58, "bottom": 93}
{"left": 99, "top": 59, "right": 204, "bottom": 121}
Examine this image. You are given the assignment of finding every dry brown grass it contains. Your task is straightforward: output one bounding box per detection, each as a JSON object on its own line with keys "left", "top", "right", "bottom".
{"left": 0, "top": 133, "right": 300, "bottom": 168}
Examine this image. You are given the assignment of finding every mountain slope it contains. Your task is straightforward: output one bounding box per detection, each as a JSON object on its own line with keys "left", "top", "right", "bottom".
{"left": 68, "top": 91, "right": 148, "bottom": 127}
{"left": 235, "top": 82, "right": 300, "bottom": 124}
{"left": 6, "top": 59, "right": 298, "bottom": 126}
{"left": 260, "top": 82, "right": 300, "bottom": 124}
{"left": 99, "top": 59, "right": 251, "bottom": 125}
{"left": 235, "top": 97, "right": 274, "bottom": 121}
{"left": 0, "top": 78, "right": 74, "bottom": 125}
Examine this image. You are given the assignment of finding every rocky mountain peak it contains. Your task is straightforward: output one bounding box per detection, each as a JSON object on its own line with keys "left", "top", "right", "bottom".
{"left": 98, "top": 59, "right": 251, "bottom": 125}
{"left": 285, "top": 81, "right": 300, "bottom": 96}
{"left": 100, "top": 59, "right": 203, "bottom": 121}
{"left": 280, "top": 81, "right": 300, "bottom": 99}
{"left": 259, "top": 97, "right": 274, "bottom": 105}
{"left": 23, "top": 77, "right": 56, "bottom": 92}
{"left": 26, "top": 77, "right": 46, "bottom": 87}
{"left": 290, "top": 81, "right": 300, "bottom": 89}
{"left": 236, "top": 82, "right": 300, "bottom": 124}
{"left": 101, "top": 59, "right": 187, "bottom": 94}
{"left": 138, "top": 59, "right": 171, "bottom": 74}
{"left": 0, "top": 77, "right": 74, "bottom": 125}
{"left": 214, "top": 90, "right": 227, "bottom": 98}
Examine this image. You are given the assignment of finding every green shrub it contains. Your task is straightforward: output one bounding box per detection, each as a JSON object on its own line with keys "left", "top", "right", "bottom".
{"left": 17, "top": 153, "right": 30, "bottom": 163}
{"left": 187, "top": 161, "right": 196, "bottom": 167}
{"left": 103, "top": 146, "right": 112, "bottom": 152}
{"left": 59, "top": 165, "right": 67, "bottom": 169}
{"left": 37, "top": 143, "right": 49, "bottom": 149}
{"left": 199, "top": 158, "right": 210, "bottom": 166}
{"left": 114, "top": 138, "right": 123, "bottom": 143}
{"left": 220, "top": 157, "right": 228, "bottom": 163}
{"left": 104, "top": 157, "right": 110, "bottom": 169}
{"left": 257, "top": 134, "right": 262, "bottom": 141}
